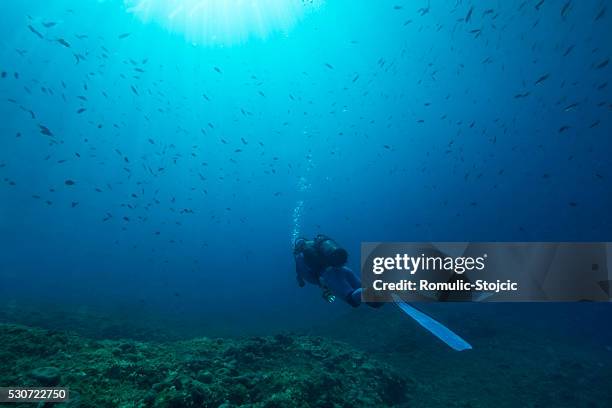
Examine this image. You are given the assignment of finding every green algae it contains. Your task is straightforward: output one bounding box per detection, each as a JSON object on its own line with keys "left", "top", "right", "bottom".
{"left": 0, "top": 324, "right": 411, "bottom": 407}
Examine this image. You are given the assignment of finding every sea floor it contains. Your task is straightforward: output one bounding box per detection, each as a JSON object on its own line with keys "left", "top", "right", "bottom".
{"left": 0, "top": 323, "right": 408, "bottom": 408}
{"left": 1, "top": 303, "right": 611, "bottom": 408}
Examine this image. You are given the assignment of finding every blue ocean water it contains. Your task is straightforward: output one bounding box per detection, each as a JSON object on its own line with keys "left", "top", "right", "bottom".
{"left": 1, "top": 0, "right": 611, "bottom": 328}
{"left": 0, "top": 0, "right": 611, "bottom": 372}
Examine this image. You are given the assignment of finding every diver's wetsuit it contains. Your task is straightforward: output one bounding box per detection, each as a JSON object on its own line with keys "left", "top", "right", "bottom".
{"left": 294, "top": 237, "right": 379, "bottom": 308}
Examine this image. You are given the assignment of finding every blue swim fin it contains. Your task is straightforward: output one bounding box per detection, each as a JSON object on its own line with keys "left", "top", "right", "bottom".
{"left": 391, "top": 294, "right": 472, "bottom": 351}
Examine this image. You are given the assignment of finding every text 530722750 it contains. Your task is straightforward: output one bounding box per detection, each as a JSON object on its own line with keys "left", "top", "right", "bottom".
{"left": 0, "top": 387, "right": 69, "bottom": 403}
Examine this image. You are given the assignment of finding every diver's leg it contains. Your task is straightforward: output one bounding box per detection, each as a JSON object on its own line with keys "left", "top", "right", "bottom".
{"left": 320, "top": 267, "right": 381, "bottom": 308}
{"left": 339, "top": 267, "right": 384, "bottom": 308}
{"left": 343, "top": 266, "right": 362, "bottom": 290}
{"left": 339, "top": 267, "right": 366, "bottom": 307}
{"left": 335, "top": 267, "right": 383, "bottom": 309}
{"left": 320, "top": 267, "right": 361, "bottom": 307}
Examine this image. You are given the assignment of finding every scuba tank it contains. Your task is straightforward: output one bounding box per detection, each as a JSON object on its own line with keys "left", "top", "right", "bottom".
{"left": 315, "top": 235, "right": 348, "bottom": 267}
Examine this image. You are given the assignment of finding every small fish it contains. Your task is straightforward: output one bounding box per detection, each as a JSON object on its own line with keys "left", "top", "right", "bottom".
{"left": 42, "top": 21, "right": 56, "bottom": 28}
{"left": 56, "top": 38, "right": 71, "bottom": 48}
{"left": 558, "top": 125, "right": 571, "bottom": 133}
{"left": 465, "top": 6, "right": 474, "bottom": 23}
{"left": 595, "top": 58, "right": 609, "bottom": 69}
{"left": 561, "top": 1, "right": 571, "bottom": 18}
{"left": 28, "top": 25, "right": 43, "bottom": 39}
{"left": 563, "top": 102, "right": 579, "bottom": 111}
{"left": 39, "top": 125, "right": 53, "bottom": 136}
{"left": 76, "top": 108, "right": 86, "bottom": 114}
{"left": 418, "top": 5, "right": 430, "bottom": 16}
{"left": 324, "top": 63, "right": 334, "bottom": 69}
{"left": 214, "top": 66, "right": 222, "bottom": 74}
{"left": 73, "top": 53, "right": 86, "bottom": 64}
{"left": 589, "top": 120, "right": 600, "bottom": 128}
{"left": 71, "top": 202, "right": 79, "bottom": 208}
{"left": 65, "top": 179, "right": 75, "bottom": 186}
{"left": 535, "top": 73, "right": 550, "bottom": 84}
{"left": 118, "top": 33, "right": 131, "bottom": 39}
{"left": 535, "top": 0, "right": 544, "bottom": 10}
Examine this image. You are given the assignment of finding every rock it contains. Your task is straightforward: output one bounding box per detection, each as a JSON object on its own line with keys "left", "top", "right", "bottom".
{"left": 29, "top": 367, "right": 61, "bottom": 386}
{"left": 119, "top": 342, "right": 136, "bottom": 353}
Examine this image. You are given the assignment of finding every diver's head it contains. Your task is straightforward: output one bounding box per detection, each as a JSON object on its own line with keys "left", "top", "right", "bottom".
{"left": 293, "top": 237, "right": 307, "bottom": 254}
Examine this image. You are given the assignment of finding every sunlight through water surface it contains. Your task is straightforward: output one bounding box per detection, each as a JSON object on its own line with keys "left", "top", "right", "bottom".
{"left": 124, "top": 0, "right": 323, "bottom": 45}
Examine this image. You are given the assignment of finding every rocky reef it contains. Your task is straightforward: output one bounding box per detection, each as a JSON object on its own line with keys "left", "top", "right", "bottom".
{"left": 0, "top": 323, "right": 411, "bottom": 407}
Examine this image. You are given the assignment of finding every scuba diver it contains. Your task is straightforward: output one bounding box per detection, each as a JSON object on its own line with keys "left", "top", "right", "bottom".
{"left": 293, "top": 234, "right": 382, "bottom": 308}
{"left": 293, "top": 235, "right": 472, "bottom": 351}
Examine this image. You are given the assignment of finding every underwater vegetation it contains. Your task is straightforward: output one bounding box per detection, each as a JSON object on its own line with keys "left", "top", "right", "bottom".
{"left": 0, "top": 323, "right": 408, "bottom": 408}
